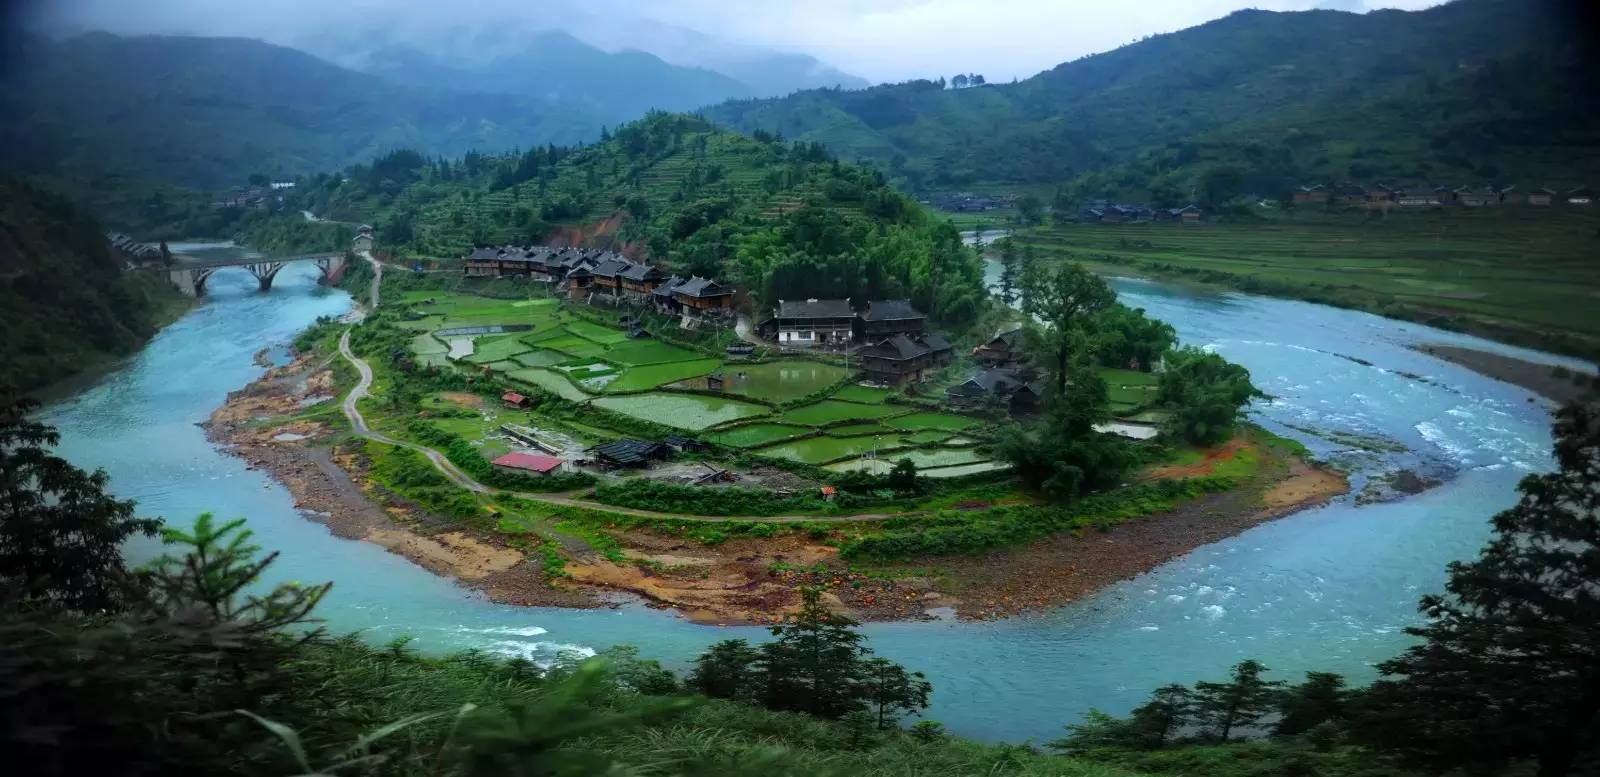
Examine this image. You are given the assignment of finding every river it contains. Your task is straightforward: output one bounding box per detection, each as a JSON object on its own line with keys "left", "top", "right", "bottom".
{"left": 39, "top": 250, "right": 1578, "bottom": 743}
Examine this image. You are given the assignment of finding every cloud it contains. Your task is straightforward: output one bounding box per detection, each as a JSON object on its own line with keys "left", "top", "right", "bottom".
{"left": 30, "top": 0, "right": 1447, "bottom": 83}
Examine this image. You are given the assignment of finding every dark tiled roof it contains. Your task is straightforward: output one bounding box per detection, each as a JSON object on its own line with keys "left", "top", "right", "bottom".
{"left": 920, "top": 333, "right": 952, "bottom": 352}
{"left": 619, "top": 263, "right": 663, "bottom": 282}
{"left": 590, "top": 258, "right": 632, "bottom": 278}
{"left": 776, "top": 298, "right": 853, "bottom": 319}
{"left": 862, "top": 335, "right": 930, "bottom": 361}
{"left": 654, "top": 276, "right": 682, "bottom": 297}
{"left": 947, "top": 367, "right": 1027, "bottom": 396}
{"left": 674, "top": 276, "right": 730, "bottom": 298}
{"left": 860, "top": 299, "right": 924, "bottom": 322}
{"left": 591, "top": 438, "right": 669, "bottom": 466}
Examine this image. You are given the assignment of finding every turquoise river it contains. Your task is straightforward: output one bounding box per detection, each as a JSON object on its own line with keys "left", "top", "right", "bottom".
{"left": 40, "top": 250, "right": 1588, "bottom": 743}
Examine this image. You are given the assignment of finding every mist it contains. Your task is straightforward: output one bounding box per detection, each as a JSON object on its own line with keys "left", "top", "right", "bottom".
{"left": 32, "top": 0, "right": 1446, "bottom": 85}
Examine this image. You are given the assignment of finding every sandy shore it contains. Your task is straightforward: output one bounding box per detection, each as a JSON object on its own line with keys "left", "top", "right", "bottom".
{"left": 1416, "top": 344, "right": 1595, "bottom": 405}
{"left": 207, "top": 352, "right": 1348, "bottom": 626}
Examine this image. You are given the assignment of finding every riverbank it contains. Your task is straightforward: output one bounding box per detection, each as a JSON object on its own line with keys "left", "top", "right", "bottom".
{"left": 1413, "top": 344, "right": 1596, "bottom": 406}
{"left": 206, "top": 344, "right": 1347, "bottom": 627}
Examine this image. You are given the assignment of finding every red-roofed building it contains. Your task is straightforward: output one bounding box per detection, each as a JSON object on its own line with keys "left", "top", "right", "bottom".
{"left": 491, "top": 452, "right": 564, "bottom": 475}
{"left": 502, "top": 391, "right": 529, "bottom": 409}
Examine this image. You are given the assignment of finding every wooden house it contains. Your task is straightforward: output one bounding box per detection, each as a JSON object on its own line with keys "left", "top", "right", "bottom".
{"left": 653, "top": 276, "right": 683, "bottom": 314}
{"left": 1456, "top": 186, "right": 1499, "bottom": 207}
{"left": 1337, "top": 186, "right": 1368, "bottom": 207}
{"left": 1499, "top": 185, "right": 1526, "bottom": 206}
{"left": 921, "top": 333, "right": 954, "bottom": 366}
{"left": 775, "top": 298, "right": 854, "bottom": 347}
{"left": 1293, "top": 184, "right": 1329, "bottom": 204}
{"left": 589, "top": 257, "right": 631, "bottom": 295}
{"left": 1168, "top": 205, "right": 1202, "bottom": 224}
{"left": 944, "top": 365, "right": 1042, "bottom": 415}
{"left": 856, "top": 299, "right": 926, "bottom": 341}
{"left": 352, "top": 224, "right": 374, "bottom": 252}
{"left": 501, "top": 391, "right": 530, "bottom": 409}
{"left": 590, "top": 439, "right": 671, "bottom": 468}
{"left": 972, "top": 328, "right": 1024, "bottom": 365}
{"left": 1526, "top": 187, "right": 1556, "bottom": 207}
{"left": 464, "top": 246, "right": 504, "bottom": 277}
{"left": 618, "top": 262, "right": 667, "bottom": 299}
{"left": 1567, "top": 186, "right": 1593, "bottom": 206}
{"left": 671, "top": 276, "right": 735, "bottom": 316}
{"left": 859, "top": 335, "right": 933, "bottom": 387}
{"left": 1365, "top": 185, "right": 1395, "bottom": 207}
{"left": 1395, "top": 185, "right": 1441, "bottom": 208}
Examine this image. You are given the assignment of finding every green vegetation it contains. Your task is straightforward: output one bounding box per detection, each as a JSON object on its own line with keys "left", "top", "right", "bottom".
{"left": 593, "top": 479, "right": 834, "bottom": 516}
{"left": 718, "top": 360, "right": 850, "bottom": 402}
{"left": 0, "top": 178, "right": 191, "bottom": 392}
{"left": 754, "top": 434, "right": 914, "bottom": 466}
{"left": 706, "top": 422, "right": 813, "bottom": 447}
{"left": 1018, "top": 211, "right": 1600, "bottom": 359}
{"left": 706, "top": 0, "right": 1598, "bottom": 195}
{"left": 781, "top": 400, "right": 903, "bottom": 426}
{"left": 593, "top": 392, "right": 770, "bottom": 430}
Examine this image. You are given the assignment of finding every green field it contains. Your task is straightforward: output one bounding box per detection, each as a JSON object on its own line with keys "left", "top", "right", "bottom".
{"left": 604, "top": 340, "right": 705, "bottom": 365}
{"left": 1015, "top": 209, "right": 1600, "bottom": 358}
{"left": 716, "top": 360, "right": 849, "bottom": 403}
{"left": 506, "top": 368, "right": 589, "bottom": 402}
{"left": 605, "top": 358, "right": 724, "bottom": 393}
{"left": 883, "top": 412, "right": 976, "bottom": 432}
{"left": 753, "top": 433, "right": 913, "bottom": 465}
{"left": 463, "top": 335, "right": 532, "bottom": 364}
{"left": 830, "top": 384, "right": 895, "bottom": 404}
{"left": 780, "top": 400, "right": 904, "bottom": 426}
{"left": 705, "top": 423, "right": 813, "bottom": 448}
{"left": 592, "top": 393, "right": 770, "bottom": 431}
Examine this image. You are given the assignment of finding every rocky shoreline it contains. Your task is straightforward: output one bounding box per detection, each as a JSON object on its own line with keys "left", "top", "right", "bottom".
{"left": 1416, "top": 343, "right": 1595, "bottom": 406}
{"left": 206, "top": 350, "right": 1349, "bottom": 627}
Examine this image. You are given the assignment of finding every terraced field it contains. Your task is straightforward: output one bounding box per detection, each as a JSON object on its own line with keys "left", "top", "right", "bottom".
{"left": 399, "top": 289, "right": 1011, "bottom": 477}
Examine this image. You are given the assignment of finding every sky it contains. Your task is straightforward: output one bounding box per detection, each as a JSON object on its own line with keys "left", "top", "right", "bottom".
{"left": 32, "top": 0, "right": 1448, "bottom": 84}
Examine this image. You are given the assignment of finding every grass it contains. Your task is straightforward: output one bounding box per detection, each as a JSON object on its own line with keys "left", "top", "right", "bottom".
{"left": 1016, "top": 209, "right": 1600, "bottom": 359}
{"left": 603, "top": 339, "right": 706, "bottom": 365}
{"left": 463, "top": 335, "right": 532, "bottom": 364}
{"left": 718, "top": 360, "right": 850, "bottom": 403}
{"left": 592, "top": 392, "right": 770, "bottom": 431}
{"left": 780, "top": 400, "right": 904, "bottom": 426}
{"left": 507, "top": 368, "right": 590, "bottom": 402}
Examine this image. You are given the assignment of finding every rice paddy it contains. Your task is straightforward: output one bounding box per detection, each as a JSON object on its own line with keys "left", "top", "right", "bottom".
{"left": 705, "top": 423, "right": 813, "bottom": 448}
{"left": 400, "top": 289, "right": 1005, "bottom": 478}
{"left": 593, "top": 392, "right": 770, "bottom": 430}
{"left": 780, "top": 400, "right": 904, "bottom": 426}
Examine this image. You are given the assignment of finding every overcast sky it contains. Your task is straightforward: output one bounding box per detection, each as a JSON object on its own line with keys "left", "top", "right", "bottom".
{"left": 35, "top": 0, "right": 1447, "bottom": 83}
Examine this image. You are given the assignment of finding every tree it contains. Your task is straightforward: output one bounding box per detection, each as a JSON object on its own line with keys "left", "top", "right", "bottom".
{"left": 971, "top": 74, "right": 986, "bottom": 86}
{"left": 686, "top": 639, "right": 760, "bottom": 701}
{"left": 887, "top": 458, "right": 919, "bottom": 494}
{"left": 756, "top": 586, "right": 872, "bottom": 718}
{"left": 1092, "top": 305, "right": 1175, "bottom": 371}
{"left": 951, "top": 74, "right": 969, "bottom": 89}
{"left": 1191, "top": 659, "right": 1284, "bottom": 743}
{"left": 998, "top": 238, "right": 1019, "bottom": 305}
{"left": 1200, "top": 166, "right": 1244, "bottom": 208}
{"left": 1016, "top": 193, "right": 1044, "bottom": 226}
{"left": 247, "top": 173, "right": 268, "bottom": 186}
{"left": 861, "top": 657, "right": 932, "bottom": 729}
{"left": 1050, "top": 709, "right": 1149, "bottom": 755}
{"left": 1020, "top": 262, "right": 1116, "bottom": 396}
{"left": 1157, "top": 347, "right": 1263, "bottom": 445}
{"left": 1129, "top": 683, "right": 1195, "bottom": 747}
{"left": 907, "top": 720, "right": 947, "bottom": 743}
{"left": 1275, "top": 672, "right": 1349, "bottom": 737}
{"left": 0, "top": 392, "right": 161, "bottom": 611}
{"left": 1357, "top": 401, "right": 1600, "bottom": 776}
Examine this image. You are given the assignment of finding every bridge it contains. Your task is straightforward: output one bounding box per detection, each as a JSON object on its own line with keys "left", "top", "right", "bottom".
{"left": 166, "top": 251, "right": 349, "bottom": 296}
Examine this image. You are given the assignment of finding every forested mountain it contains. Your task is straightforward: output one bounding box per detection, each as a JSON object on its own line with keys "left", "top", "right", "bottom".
{"left": 276, "top": 113, "right": 987, "bottom": 325}
{"left": 0, "top": 177, "right": 188, "bottom": 391}
{"left": 0, "top": 32, "right": 604, "bottom": 189}
{"left": 703, "top": 0, "right": 1600, "bottom": 197}
{"left": 355, "top": 31, "right": 755, "bottom": 127}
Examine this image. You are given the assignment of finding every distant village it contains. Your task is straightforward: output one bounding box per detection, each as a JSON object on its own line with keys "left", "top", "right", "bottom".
{"left": 1290, "top": 183, "right": 1593, "bottom": 209}
{"left": 460, "top": 245, "right": 1034, "bottom": 398}
{"left": 210, "top": 179, "right": 295, "bottom": 210}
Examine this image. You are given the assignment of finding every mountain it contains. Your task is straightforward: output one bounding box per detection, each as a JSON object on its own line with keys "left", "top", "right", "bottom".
{"left": 562, "top": 21, "right": 870, "bottom": 97}
{"left": 0, "top": 176, "right": 189, "bottom": 391}
{"left": 0, "top": 32, "right": 605, "bottom": 189}
{"left": 351, "top": 30, "right": 754, "bottom": 127}
{"left": 702, "top": 0, "right": 1600, "bottom": 196}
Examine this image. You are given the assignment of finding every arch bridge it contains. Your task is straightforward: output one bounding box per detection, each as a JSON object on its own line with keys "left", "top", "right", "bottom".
{"left": 166, "top": 252, "right": 349, "bottom": 296}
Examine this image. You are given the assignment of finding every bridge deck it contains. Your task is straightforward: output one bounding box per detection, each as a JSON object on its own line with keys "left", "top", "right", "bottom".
{"left": 172, "top": 251, "right": 344, "bottom": 269}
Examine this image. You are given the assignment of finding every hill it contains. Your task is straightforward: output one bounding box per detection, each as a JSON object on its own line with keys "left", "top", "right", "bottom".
{"left": 355, "top": 31, "right": 756, "bottom": 127}
{"left": 0, "top": 177, "right": 190, "bottom": 392}
{"left": 0, "top": 32, "right": 605, "bottom": 190}
{"left": 702, "top": 0, "right": 1600, "bottom": 198}
{"left": 271, "top": 113, "right": 988, "bottom": 324}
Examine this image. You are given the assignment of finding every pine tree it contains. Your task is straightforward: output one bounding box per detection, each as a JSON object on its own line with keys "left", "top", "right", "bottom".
{"left": 0, "top": 392, "right": 161, "bottom": 611}
{"left": 998, "top": 238, "right": 1019, "bottom": 305}
{"left": 686, "top": 638, "right": 759, "bottom": 701}
{"left": 861, "top": 657, "right": 932, "bottom": 729}
{"left": 1275, "top": 672, "right": 1349, "bottom": 737}
{"left": 756, "top": 586, "right": 871, "bottom": 719}
{"left": 1191, "top": 659, "right": 1284, "bottom": 743}
{"left": 1359, "top": 401, "right": 1600, "bottom": 776}
{"left": 1130, "top": 683, "right": 1195, "bottom": 747}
